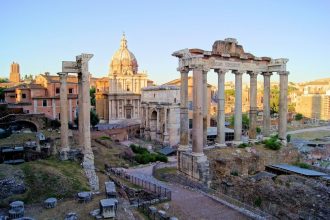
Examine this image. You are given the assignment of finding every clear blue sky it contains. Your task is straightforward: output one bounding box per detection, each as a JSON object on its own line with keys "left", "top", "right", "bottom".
{"left": 0, "top": 0, "right": 329, "bottom": 85}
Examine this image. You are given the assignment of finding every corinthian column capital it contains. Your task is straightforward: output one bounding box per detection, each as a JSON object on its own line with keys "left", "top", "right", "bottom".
{"left": 247, "top": 71, "right": 259, "bottom": 78}
{"left": 232, "top": 70, "right": 244, "bottom": 75}
{"left": 178, "top": 66, "right": 190, "bottom": 74}
{"left": 214, "top": 69, "right": 228, "bottom": 74}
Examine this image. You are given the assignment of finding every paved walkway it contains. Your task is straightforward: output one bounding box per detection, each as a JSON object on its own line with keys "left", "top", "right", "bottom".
{"left": 287, "top": 126, "right": 330, "bottom": 134}
{"left": 126, "top": 165, "right": 249, "bottom": 220}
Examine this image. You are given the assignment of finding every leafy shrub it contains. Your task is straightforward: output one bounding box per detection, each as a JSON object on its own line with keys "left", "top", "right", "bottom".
{"left": 295, "top": 113, "right": 303, "bottom": 121}
{"left": 256, "top": 127, "right": 261, "bottom": 134}
{"left": 130, "top": 144, "right": 149, "bottom": 154}
{"left": 230, "top": 171, "right": 238, "bottom": 176}
{"left": 286, "top": 134, "right": 291, "bottom": 142}
{"left": 263, "top": 135, "right": 281, "bottom": 150}
{"left": 130, "top": 144, "right": 168, "bottom": 164}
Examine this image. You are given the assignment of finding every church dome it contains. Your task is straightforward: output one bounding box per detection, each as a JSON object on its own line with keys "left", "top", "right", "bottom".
{"left": 110, "top": 33, "right": 138, "bottom": 75}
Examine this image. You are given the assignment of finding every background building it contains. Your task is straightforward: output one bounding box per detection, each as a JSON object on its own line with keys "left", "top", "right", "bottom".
{"left": 140, "top": 85, "right": 180, "bottom": 146}
{"left": 96, "top": 34, "right": 149, "bottom": 122}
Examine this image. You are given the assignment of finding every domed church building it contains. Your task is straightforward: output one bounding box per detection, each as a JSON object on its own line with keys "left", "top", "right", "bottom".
{"left": 95, "top": 34, "right": 149, "bottom": 122}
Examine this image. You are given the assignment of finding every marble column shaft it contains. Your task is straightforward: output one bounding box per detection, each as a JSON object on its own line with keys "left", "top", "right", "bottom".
{"left": 78, "top": 74, "right": 84, "bottom": 147}
{"left": 179, "top": 68, "right": 189, "bottom": 147}
{"left": 233, "top": 70, "right": 243, "bottom": 142}
{"left": 78, "top": 54, "right": 93, "bottom": 157}
{"left": 248, "top": 71, "right": 258, "bottom": 139}
{"left": 215, "top": 69, "right": 226, "bottom": 145}
{"left": 192, "top": 66, "right": 204, "bottom": 155}
{"left": 262, "top": 72, "right": 272, "bottom": 137}
{"left": 58, "top": 72, "right": 69, "bottom": 150}
{"left": 279, "top": 71, "right": 289, "bottom": 140}
{"left": 202, "top": 70, "right": 208, "bottom": 147}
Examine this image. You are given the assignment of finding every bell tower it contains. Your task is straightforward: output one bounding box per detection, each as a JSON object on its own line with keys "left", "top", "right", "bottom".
{"left": 9, "top": 62, "right": 21, "bottom": 83}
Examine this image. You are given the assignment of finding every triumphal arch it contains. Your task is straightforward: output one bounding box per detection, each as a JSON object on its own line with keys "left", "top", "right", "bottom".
{"left": 173, "top": 38, "right": 289, "bottom": 183}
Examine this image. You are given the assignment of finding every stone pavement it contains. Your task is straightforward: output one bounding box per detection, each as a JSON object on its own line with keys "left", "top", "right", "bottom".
{"left": 126, "top": 165, "right": 249, "bottom": 220}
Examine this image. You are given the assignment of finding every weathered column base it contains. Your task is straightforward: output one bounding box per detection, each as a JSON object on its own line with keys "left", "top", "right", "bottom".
{"left": 177, "top": 149, "right": 210, "bottom": 186}
{"left": 280, "top": 139, "right": 287, "bottom": 146}
{"left": 59, "top": 147, "right": 70, "bottom": 161}
{"left": 82, "top": 155, "right": 99, "bottom": 192}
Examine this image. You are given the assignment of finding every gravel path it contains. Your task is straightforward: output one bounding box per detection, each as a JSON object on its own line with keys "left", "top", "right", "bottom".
{"left": 287, "top": 126, "right": 330, "bottom": 134}
{"left": 127, "top": 165, "right": 249, "bottom": 220}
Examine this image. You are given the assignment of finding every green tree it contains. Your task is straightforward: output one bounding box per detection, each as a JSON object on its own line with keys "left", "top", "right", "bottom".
{"left": 230, "top": 113, "right": 249, "bottom": 130}
{"left": 90, "top": 109, "right": 99, "bottom": 127}
{"left": 0, "top": 87, "right": 5, "bottom": 101}
{"left": 90, "top": 87, "right": 96, "bottom": 106}
{"left": 74, "top": 109, "right": 99, "bottom": 127}
{"left": 295, "top": 113, "right": 303, "bottom": 121}
{"left": 0, "top": 78, "right": 8, "bottom": 83}
{"left": 270, "top": 88, "right": 279, "bottom": 115}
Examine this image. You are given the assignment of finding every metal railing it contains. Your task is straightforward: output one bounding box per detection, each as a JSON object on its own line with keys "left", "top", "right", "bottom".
{"left": 108, "top": 168, "right": 171, "bottom": 201}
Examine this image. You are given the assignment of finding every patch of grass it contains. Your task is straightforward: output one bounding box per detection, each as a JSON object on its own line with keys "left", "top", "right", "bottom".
{"left": 16, "top": 157, "right": 89, "bottom": 204}
{"left": 238, "top": 143, "right": 249, "bottom": 148}
{"left": 154, "top": 167, "right": 177, "bottom": 182}
{"left": 99, "top": 135, "right": 111, "bottom": 140}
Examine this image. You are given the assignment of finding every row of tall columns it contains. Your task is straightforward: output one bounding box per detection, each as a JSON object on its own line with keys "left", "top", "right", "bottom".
{"left": 178, "top": 66, "right": 289, "bottom": 153}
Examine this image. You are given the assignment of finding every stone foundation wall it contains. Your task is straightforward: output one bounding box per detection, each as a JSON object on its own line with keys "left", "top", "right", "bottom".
{"left": 177, "top": 150, "right": 210, "bottom": 185}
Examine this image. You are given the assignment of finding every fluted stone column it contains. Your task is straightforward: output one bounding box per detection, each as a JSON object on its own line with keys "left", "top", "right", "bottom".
{"left": 192, "top": 66, "right": 204, "bottom": 155}
{"left": 179, "top": 67, "right": 189, "bottom": 149}
{"left": 233, "top": 70, "right": 243, "bottom": 143}
{"left": 202, "top": 70, "right": 208, "bottom": 147}
{"left": 248, "top": 71, "right": 258, "bottom": 140}
{"left": 279, "top": 71, "right": 289, "bottom": 142}
{"left": 215, "top": 69, "right": 226, "bottom": 146}
{"left": 58, "top": 72, "right": 69, "bottom": 159}
{"left": 262, "top": 72, "right": 272, "bottom": 137}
